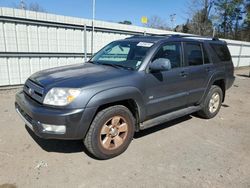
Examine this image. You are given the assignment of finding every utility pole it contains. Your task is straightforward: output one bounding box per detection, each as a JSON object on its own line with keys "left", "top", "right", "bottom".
{"left": 91, "top": 0, "right": 96, "bottom": 56}
{"left": 170, "top": 14, "right": 176, "bottom": 31}
{"left": 213, "top": 26, "right": 216, "bottom": 37}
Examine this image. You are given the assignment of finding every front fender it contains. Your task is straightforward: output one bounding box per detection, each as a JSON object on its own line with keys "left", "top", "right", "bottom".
{"left": 85, "top": 86, "right": 146, "bottom": 121}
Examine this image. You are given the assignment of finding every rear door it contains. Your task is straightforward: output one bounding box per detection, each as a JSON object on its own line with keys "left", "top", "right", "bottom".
{"left": 184, "top": 42, "right": 213, "bottom": 105}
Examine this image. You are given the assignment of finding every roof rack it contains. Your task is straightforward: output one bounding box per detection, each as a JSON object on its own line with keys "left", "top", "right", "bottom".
{"left": 151, "top": 34, "right": 219, "bottom": 41}
{"left": 126, "top": 34, "right": 171, "bottom": 39}
{"left": 171, "top": 34, "right": 219, "bottom": 41}
{"left": 148, "top": 34, "right": 173, "bottom": 37}
{"left": 127, "top": 34, "right": 220, "bottom": 41}
{"left": 144, "top": 33, "right": 218, "bottom": 41}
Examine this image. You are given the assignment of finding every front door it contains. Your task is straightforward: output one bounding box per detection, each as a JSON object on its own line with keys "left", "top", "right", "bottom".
{"left": 145, "top": 42, "right": 189, "bottom": 117}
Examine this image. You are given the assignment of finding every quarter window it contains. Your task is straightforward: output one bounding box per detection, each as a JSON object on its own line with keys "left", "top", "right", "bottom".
{"left": 210, "top": 44, "right": 231, "bottom": 61}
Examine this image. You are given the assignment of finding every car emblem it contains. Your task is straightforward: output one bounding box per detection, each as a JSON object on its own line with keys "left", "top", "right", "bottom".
{"left": 28, "top": 88, "right": 34, "bottom": 96}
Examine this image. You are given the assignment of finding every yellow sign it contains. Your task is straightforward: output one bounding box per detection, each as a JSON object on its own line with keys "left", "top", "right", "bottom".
{"left": 141, "top": 16, "right": 148, "bottom": 24}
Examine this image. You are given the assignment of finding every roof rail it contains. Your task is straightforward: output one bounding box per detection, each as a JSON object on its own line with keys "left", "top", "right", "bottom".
{"left": 127, "top": 34, "right": 171, "bottom": 38}
{"left": 126, "top": 35, "right": 144, "bottom": 39}
{"left": 171, "top": 34, "right": 219, "bottom": 41}
{"left": 127, "top": 34, "right": 220, "bottom": 41}
{"left": 149, "top": 34, "right": 173, "bottom": 37}
{"left": 147, "top": 34, "right": 219, "bottom": 41}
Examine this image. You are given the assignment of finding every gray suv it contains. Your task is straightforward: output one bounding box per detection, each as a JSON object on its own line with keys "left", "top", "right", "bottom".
{"left": 15, "top": 35, "right": 235, "bottom": 159}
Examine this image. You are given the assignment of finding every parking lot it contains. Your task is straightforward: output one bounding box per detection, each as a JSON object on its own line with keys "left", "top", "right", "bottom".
{"left": 0, "top": 68, "right": 250, "bottom": 188}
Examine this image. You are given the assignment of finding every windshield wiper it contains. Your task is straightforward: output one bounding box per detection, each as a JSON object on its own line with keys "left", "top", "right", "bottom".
{"left": 88, "top": 60, "right": 95, "bottom": 64}
{"left": 100, "top": 63, "right": 134, "bottom": 70}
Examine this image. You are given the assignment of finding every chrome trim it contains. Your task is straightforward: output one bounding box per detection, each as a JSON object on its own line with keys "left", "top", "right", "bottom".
{"left": 24, "top": 80, "right": 44, "bottom": 103}
{"left": 15, "top": 107, "right": 34, "bottom": 131}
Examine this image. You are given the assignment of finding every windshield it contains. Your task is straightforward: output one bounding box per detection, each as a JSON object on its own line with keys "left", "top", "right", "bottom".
{"left": 90, "top": 41, "right": 154, "bottom": 70}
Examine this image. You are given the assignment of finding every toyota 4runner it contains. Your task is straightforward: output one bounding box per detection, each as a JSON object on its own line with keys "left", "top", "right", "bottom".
{"left": 15, "top": 34, "right": 235, "bottom": 159}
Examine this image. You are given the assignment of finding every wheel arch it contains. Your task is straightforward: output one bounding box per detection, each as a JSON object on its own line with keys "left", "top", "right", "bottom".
{"left": 213, "top": 79, "right": 226, "bottom": 102}
{"left": 199, "top": 72, "right": 226, "bottom": 104}
{"left": 85, "top": 87, "right": 146, "bottom": 131}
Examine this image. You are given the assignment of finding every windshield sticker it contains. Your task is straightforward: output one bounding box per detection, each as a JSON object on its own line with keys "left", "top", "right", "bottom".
{"left": 137, "top": 42, "right": 154, "bottom": 47}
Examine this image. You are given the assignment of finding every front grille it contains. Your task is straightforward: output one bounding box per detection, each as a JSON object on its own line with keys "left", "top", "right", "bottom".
{"left": 23, "top": 79, "right": 44, "bottom": 104}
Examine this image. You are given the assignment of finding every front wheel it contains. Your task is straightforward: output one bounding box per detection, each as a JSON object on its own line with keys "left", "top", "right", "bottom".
{"left": 197, "top": 85, "right": 223, "bottom": 119}
{"left": 84, "top": 105, "right": 135, "bottom": 160}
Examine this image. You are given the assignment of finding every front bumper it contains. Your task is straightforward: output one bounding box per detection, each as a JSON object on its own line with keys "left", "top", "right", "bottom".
{"left": 15, "top": 91, "right": 96, "bottom": 140}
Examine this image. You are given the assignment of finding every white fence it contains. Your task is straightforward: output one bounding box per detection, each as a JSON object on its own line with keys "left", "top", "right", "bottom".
{"left": 0, "top": 7, "right": 250, "bottom": 86}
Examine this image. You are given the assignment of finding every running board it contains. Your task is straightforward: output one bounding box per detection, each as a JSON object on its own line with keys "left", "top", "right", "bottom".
{"left": 140, "top": 106, "right": 201, "bottom": 130}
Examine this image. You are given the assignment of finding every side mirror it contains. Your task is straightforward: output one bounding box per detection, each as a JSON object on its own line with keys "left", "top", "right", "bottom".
{"left": 149, "top": 58, "right": 171, "bottom": 72}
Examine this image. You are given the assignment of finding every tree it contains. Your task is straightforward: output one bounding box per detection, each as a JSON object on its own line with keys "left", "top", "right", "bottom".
{"left": 190, "top": 10, "right": 214, "bottom": 35}
{"left": 175, "top": 19, "right": 190, "bottom": 33}
{"left": 186, "top": 0, "right": 214, "bottom": 36}
{"left": 213, "top": 0, "right": 245, "bottom": 39}
{"left": 29, "top": 2, "right": 46, "bottom": 12}
{"left": 16, "top": 0, "right": 46, "bottom": 12}
{"left": 183, "top": 0, "right": 250, "bottom": 41}
{"left": 241, "top": 0, "right": 250, "bottom": 41}
{"left": 146, "top": 16, "right": 170, "bottom": 30}
{"left": 243, "top": 0, "right": 250, "bottom": 28}
{"left": 118, "top": 20, "right": 132, "bottom": 25}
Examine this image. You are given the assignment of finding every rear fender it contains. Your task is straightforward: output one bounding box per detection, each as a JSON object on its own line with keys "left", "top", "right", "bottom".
{"left": 198, "top": 71, "right": 225, "bottom": 104}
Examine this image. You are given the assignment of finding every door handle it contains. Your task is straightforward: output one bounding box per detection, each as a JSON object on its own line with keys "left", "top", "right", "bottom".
{"left": 179, "top": 71, "right": 187, "bottom": 77}
{"left": 206, "top": 67, "right": 211, "bottom": 72}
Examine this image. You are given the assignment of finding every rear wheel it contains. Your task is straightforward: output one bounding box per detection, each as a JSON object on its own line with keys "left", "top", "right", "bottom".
{"left": 197, "top": 85, "right": 223, "bottom": 119}
{"left": 84, "top": 105, "right": 135, "bottom": 160}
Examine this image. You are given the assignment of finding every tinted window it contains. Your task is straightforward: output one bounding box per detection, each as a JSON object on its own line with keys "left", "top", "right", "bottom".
{"left": 186, "top": 43, "right": 203, "bottom": 66}
{"left": 210, "top": 44, "right": 231, "bottom": 61}
{"left": 203, "top": 46, "right": 210, "bottom": 64}
{"left": 152, "top": 43, "right": 182, "bottom": 69}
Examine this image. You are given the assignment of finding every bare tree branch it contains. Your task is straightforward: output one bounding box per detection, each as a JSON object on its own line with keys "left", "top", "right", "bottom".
{"left": 146, "top": 16, "right": 170, "bottom": 30}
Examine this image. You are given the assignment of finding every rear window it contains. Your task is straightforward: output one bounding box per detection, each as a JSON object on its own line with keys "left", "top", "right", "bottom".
{"left": 210, "top": 44, "right": 231, "bottom": 61}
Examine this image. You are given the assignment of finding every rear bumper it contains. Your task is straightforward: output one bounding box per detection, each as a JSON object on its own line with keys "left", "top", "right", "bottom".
{"left": 15, "top": 91, "right": 96, "bottom": 140}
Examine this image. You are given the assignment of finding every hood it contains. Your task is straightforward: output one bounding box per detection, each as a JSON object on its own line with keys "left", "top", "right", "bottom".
{"left": 29, "top": 63, "right": 131, "bottom": 88}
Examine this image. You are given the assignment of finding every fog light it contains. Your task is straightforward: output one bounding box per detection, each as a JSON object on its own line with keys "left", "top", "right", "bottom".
{"left": 42, "top": 124, "right": 66, "bottom": 134}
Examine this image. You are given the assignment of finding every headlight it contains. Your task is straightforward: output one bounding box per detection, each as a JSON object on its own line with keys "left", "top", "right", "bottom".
{"left": 43, "top": 88, "right": 81, "bottom": 106}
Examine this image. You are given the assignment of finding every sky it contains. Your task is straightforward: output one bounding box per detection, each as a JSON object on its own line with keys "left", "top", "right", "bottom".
{"left": 0, "top": 0, "right": 189, "bottom": 27}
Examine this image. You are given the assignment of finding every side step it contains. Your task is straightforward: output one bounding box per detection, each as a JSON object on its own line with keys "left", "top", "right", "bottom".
{"left": 140, "top": 106, "right": 201, "bottom": 130}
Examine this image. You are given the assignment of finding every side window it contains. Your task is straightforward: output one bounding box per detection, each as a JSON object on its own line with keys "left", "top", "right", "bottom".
{"left": 152, "top": 43, "right": 182, "bottom": 69}
{"left": 186, "top": 43, "right": 203, "bottom": 66}
{"left": 210, "top": 44, "right": 231, "bottom": 61}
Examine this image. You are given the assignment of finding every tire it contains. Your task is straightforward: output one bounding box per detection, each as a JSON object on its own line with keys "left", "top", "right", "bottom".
{"left": 197, "top": 85, "right": 223, "bottom": 119}
{"left": 84, "top": 105, "right": 135, "bottom": 160}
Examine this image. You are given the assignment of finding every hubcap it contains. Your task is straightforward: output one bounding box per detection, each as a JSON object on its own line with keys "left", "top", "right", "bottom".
{"left": 100, "top": 116, "right": 128, "bottom": 150}
{"left": 209, "top": 92, "right": 220, "bottom": 113}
